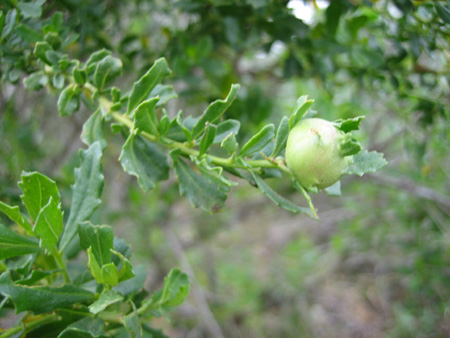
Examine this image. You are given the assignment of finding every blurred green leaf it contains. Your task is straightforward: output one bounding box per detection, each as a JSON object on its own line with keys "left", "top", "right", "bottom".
{"left": 213, "top": 119, "right": 240, "bottom": 144}
{"left": 124, "top": 302, "right": 143, "bottom": 338}
{"left": 94, "top": 55, "right": 122, "bottom": 92}
{"left": 199, "top": 123, "right": 217, "bottom": 156}
{"left": 150, "top": 268, "right": 189, "bottom": 313}
{"left": 34, "top": 197, "right": 63, "bottom": 251}
{"left": 58, "top": 84, "right": 80, "bottom": 117}
{"left": 58, "top": 317, "right": 108, "bottom": 338}
{"left": 81, "top": 110, "right": 107, "bottom": 150}
{"left": 79, "top": 222, "right": 113, "bottom": 267}
{"left": 0, "top": 224, "right": 41, "bottom": 259}
{"left": 289, "top": 96, "right": 314, "bottom": 130}
{"left": 17, "top": 0, "right": 45, "bottom": 19}
{"left": 135, "top": 98, "right": 160, "bottom": 136}
{"left": 333, "top": 116, "right": 365, "bottom": 132}
{"left": 0, "top": 201, "right": 33, "bottom": 234}
{"left": 16, "top": 24, "right": 42, "bottom": 43}
{"left": 344, "top": 150, "right": 387, "bottom": 176}
{"left": 271, "top": 116, "right": 289, "bottom": 157}
{"left": 89, "top": 289, "right": 123, "bottom": 315}
{"left": 24, "top": 71, "right": 48, "bottom": 90}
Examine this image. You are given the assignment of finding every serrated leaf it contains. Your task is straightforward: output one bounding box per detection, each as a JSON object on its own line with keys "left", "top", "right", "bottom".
{"left": 0, "top": 271, "right": 95, "bottom": 314}
{"left": 251, "top": 173, "right": 315, "bottom": 217}
{"left": 119, "top": 134, "right": 169, "bottom": 192}
{"left": 58, "top": 84, "right": 80, "bottom": 116}
{"left": 344, "top": 150, "right": 387, "bottom": 176}
{"left": 58, "top": 317, "right": 108, "bottom": 338}
{"left": 34, "top": 197, "right": 63, "bottom": 251}
{"left": 221, "top": 133, "right": 238, "bottom": 155}
{"left": 199, "top": 123, "right": 217, "bottom": 156}
{"left": 151, "top": 268, "right": 189, "bottom": 313}
{"left": 240, "top": 124, "right": 275, "bottom": 157}
{"left": 60, "top": 142, "right": 104, "bottom": 251}
{"left": 213, "top": 119, "right": 240, "bottom": 144}
{"left": 194, "top": 158, "right": 238, "bottom": 192}
{"left": 289, "top": 96, "right": 314, "bottom": 129}
{"left": 124, "top": 302, "right": 143, "bottom": 338}
{"left": 271, "top": 116, "right": 289, "bottom": 157}
{"left": 89, "top": 289, "right": 123, "bottom": 315}
{"left": 192, "top": 84, "right": 239, "bottom": 139}
{"left": 0, "top": 201, "right": 33, "bottom": 234}
{"left": 171, "top": 152, "right": 227, "bottom": 213}
{"left": 78, "top": 222, "right": 113, "bottom": 267}
{"left": 81, "top": 110, "right": 107, "bottom": 150}
{"left": 333, "top": 116, "right": 365, "bottom": 132}
{"left": 111, "top": 250, "right": 135, "bottom": 282}
{"left": 94, "top": 55, "right": 122, "bottom": 92}
{"left": 112, "top": 265, "right": 146, "bottom": 296}
{"left": 176, "top": 112, "right": 193, "bottom": 141}
{"left": 0, "top": 224, "right": 41, "bottom": 259}
{"left": 18, "top": 172, "right": 60, "bottom": 223}
{"left": 340, "top": 134, "right": 361, "bottom": 156}
{"left": 127, "top": 58, "right": 172, "bottom": 114}
{"left": 135, "top": 97, "right": 160, "bottom": 136}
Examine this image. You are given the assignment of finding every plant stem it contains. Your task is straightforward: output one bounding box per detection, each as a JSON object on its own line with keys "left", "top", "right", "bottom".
{"left": 52, "top": 248, "right": 71, "bottom": 283}
{"left": 0, "top": 313, "right": 59, "bottom": 338}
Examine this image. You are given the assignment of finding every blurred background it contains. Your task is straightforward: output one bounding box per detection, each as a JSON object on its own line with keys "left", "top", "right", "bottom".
{"left": 1, "top": 0, "right": 450, "bottom": 337}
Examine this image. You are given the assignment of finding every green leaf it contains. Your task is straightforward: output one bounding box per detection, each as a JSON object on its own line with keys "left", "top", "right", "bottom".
{"left": 150, "top": 84, "right": 177, "bottom": 106}
{"left": 198, "top": 123, "right": 217, "bottom": 156}
{"left": 135, "top": 97, "right": 160, "bottom": 136}
{"left": 58, "top": 317, "right": 108, "bottom": 338}
{"left": 101, "top": 263, "right": 119, "bottom": 287}
{"left": 86, "top": 49, "right": 112, "bottom": 75}
{"left": 18, "top": 171, "right": 60, "bottom": 223}
{"left": 251, "top": 173, "right": 315, "bottom": 217}
{"left": 344, "top": 150, "right": 387, "bottom": 176}
{"left": 87, "top": 246, "right": 103, "bottom": 284}
{"left": 0, "top": 224, "right": 41, "bottom": 259}
{"left": 0, "top": 271, "right": 95, "bottom": 314}
{"left": 89, "top": 289, "right": 123, "bottom": 315}
{"left": 124, "top": 302, "right": 143, "bottom": 338}
{"left": 16, "top": 270, "right": 59, "bottom": 286}
{"left": 194, "top": 158, "right": 238, "bottom": 193}
{"left": 436, "top": 3, "right": 450, "bottom": 24}
{"left": 34, "top": 197, "right": 63, "bottom": 251}
{"left": 127, "top": 58, "right": 172, "bottom": 114}
{"left": 171, "top": 152, "right": 227, "bottom": 213}
{"left": 111, "top": 249, "right": 135, "bottom": 282}
{"left": 78, "top": 222, "right": 113, "bottom": 267}
{"left": 240, "top": 124, "right": 275, "bottom": 157}
{"left": 213, "top": 119, "right": 240, "bottom": 144}
{"left": 221, "top": 133, "right": 238, "bottom": 155}
{"left": 339, "top": 134, "right": 361, "bottom": 156}
{"left": 81, "top": 110, "right": 107, "bottom": 150}
{"left": 192, "top": 84, "right": 240, "bottom": 139}
{"left": 60, "top": 142, "right": 104, "bottom": 251}
{"left": 58, "top": 84, "right": 80, "bottom": 116}
{"left": 151, "top": 268, "right": 189, "bottom": 312}
{"left": 0, "top": 12, "right": 5, "bottom": 38}
{"left": 23, "top": 71, "right": 49, "bottom": 90}
{"left": 16, "top": 24, "right": 43, "bottom": 43}
{"left": 271, "top": 116, "right": 289, "bottom": 157}
{"left": 326, "top": 0, "right": 344, "bottom": 37}
{"left": 94, "top": 55, "right": 122, "bottom": 92}
{"left": 34, "top": 41, "right": 53, "bottom": 65}
{"left": 289, "top": 95, "right": 314, "bottom": 130}
{"left": 113, "top": 265, "right": 146, "bottom": 296}
{"left": 52, "top": 73, "right": 65, "bottom": 89}
{"left": 119, "top": 134, "right": 169, "bottom": 192}
{"left": 73, "top": 66, "right": 88, "bottom": 86}
{"left": 324, "top": 181, "right": 341, "bottom": 196}
{"left": 333, "top": 116, "right": 365, "bottom": 132}
{"left": 0, "top": 201, "right": 33, "bottom": 234}
{"left": 17, "top": 0, "right": 45, "bottom": 19}
{"left": 2, "top": 9, "right": 17, "bottom": 39}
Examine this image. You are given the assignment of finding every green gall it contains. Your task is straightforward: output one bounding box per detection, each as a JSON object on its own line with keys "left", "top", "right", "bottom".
{"left": 285, "top": 118, "right": 353, "bottom": 190}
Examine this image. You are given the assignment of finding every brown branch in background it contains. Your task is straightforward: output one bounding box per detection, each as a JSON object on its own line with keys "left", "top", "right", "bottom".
{"left": 368, "top": 173, "right": 450, "bottom": 210}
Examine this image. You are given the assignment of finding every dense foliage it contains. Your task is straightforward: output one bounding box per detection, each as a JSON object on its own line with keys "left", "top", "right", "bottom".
{"left": 0, "top": 0, "right": 449, "bottom": 337}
